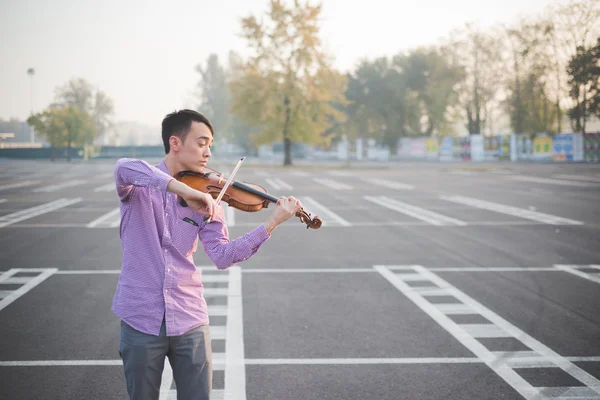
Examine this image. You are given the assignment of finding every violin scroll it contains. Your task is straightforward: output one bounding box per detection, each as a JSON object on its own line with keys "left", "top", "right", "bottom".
{"left": 296, "top": 208, "right": 322, "bottom": 229}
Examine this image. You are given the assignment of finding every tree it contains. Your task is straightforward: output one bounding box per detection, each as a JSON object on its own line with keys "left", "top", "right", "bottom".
{"left": 567, "top": 38, "right": 600, "bottom": 132}
{"left": 343, "top": 58, "right": 408, "bottom": 150}
{"left": 549, "top": 0, "right": 600, "bottom": 131}
{"left": 27, "top": 106, "right": 96, "bottom": 161}
{"left": 195, "top": 54, "right": 231, "bottom": 137}
{"left": 230, "top": 0, "right": 347, "bottom": 165}
{"left": 444, "top": 25, "right": 504, "bottom": 135}
{"left": 503, "top": 20, "right": 561, "bottom": 134}
{"left": 54, "top": 78, "right": 114, "bottom": 142}
{"left": 396, "top": 48, "right": 464, "bottom": 137}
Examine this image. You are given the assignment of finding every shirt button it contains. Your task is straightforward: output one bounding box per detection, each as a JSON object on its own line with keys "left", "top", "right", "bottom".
{"left": 164, "top": 249, "right": 168, "bottom": 253}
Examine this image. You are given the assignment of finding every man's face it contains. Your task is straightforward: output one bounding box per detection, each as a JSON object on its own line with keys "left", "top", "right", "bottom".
{"left": 173, "top": 121, "right": 213, "bottom": 173}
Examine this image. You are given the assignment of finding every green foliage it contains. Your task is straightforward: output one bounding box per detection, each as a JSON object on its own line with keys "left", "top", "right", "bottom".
{"left": 567, "top": 37, "right": 600, "bottom": 132}
{"left": 27, "top": 106, "right": 97, "bottom": 149}
{"left": 196, "top": 54, "right": 230, "bottom": 137}
{"left": 54, "top": 77, "right": 114, "bottom": 140}
{"left": 342, "top": 47, "right": 463, "bottom": 151}
{"left": 505, "top": 71, "right": 560, "bottom": 134}
{"left": 230, "top": 0, "right": 348, "bottom": 164}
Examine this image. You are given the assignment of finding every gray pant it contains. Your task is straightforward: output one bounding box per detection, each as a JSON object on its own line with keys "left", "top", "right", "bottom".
{"left": 119, "top": 318, "right": 212, "bottom": 400}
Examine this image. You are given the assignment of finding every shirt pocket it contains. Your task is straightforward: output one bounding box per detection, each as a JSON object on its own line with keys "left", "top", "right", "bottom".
{"left": 171, "top": 216, "right": 200, "bottom": 257}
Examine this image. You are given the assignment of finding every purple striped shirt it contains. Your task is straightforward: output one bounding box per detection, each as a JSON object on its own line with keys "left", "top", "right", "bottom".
{"left": 112, "top": 158, "right": 270, "bottom": 336}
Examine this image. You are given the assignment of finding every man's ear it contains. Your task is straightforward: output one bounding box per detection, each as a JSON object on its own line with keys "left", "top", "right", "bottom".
{"left": 170, "top": 136, "right": 180, "bottom": 152}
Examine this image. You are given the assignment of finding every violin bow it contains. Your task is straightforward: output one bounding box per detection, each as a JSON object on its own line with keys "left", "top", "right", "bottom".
{"left": 204, "top": 157, "right": 245, "bottom": 223}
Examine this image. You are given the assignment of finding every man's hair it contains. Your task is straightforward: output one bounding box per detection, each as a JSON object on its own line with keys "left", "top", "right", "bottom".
{"left": 161, "top": 109, "right": 214, "bottom": 154}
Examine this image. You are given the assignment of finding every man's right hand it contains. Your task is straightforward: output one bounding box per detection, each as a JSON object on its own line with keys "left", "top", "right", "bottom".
{"left": 167, "top": 179, "right": 217, "bottom": 220}
{"left": 182, "top": 190, "right": 217, "bottom": 220}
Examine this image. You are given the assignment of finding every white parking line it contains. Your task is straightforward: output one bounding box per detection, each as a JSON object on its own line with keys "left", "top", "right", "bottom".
{"left": 244, "top": 357, "right": 481, "bottom": 365}
{"left": 224, "top": 204, "right": 235, "bottom": 227}
{"left": 265, "top": 178, "right": 293, "bottom": 190}
{"left": 32, "top": 179, "right": 88, "bottom": 192}
{"left": 554, "top": 264, "right": 600, "bottom": 285}
{"left": 0, "top": 269, "right": 57, "bottom": 311}
{"left": 375, "top": 265, "right": 600, "bottom": 399}
{"left": 225, "top": 266, "right": 246, "bottom": 400}
{"left": 300, "top": 197, "right": 351, "bottom": 226}
{"left": 361, "top": 178, "right": 414, "bottom": 190}
{"left": 510, "top": 175, "right": 600, "bottom": 188}
{"left": 313, "top": 178, "right": 353, "bottom": 190}
{"left": 0, "top": 199, "right": 6, "bottom": 204}
{"left": 0, "top": 198, "right": 82, "bottom": 228}
{"left": 327, "top": 170, "right": 353, "bottom": 176}
{"left": 555, "top": 174, "right": 600, "bottom": 183}
{"left": 449, "top": 170, "right": 477, "bottom": 176}
{"left": 3, "top": 355, "right": 600, "bottom": 367}
{"left": 0, "top": 180, "right": 40, "bottom": 191}
{"left": 159, "top": 360, "right": 174, "bottom": 400}
{"left": 365, "top": 196, "right": 466, "bottom": 226}
{"left": 290, "top": 171, "right": 309, "bottom": 177}
{"left": 93, "top": 183, "right": 115, "bottom": 192}
{"left": 86, "top": 208, "right": 120, "bottom": 228}
{"left": 439, "top": 195, "right": 584, "bottom": 225}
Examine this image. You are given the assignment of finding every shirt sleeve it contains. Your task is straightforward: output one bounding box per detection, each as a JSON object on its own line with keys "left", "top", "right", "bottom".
{"left": 114, "top": 158, "right": 173, "bottom": 201}
{"left": 198, "top": 205, "right": 271, "bottom": 269}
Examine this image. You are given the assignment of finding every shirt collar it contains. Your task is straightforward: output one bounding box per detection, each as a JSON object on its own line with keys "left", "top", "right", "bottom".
{"left": 157, "top": 160, "right": 171, "bottom": 176}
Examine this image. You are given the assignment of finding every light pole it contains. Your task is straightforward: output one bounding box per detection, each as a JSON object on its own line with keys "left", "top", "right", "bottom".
{"left": 27, "top": 67, "right": 35, "bottom": 144}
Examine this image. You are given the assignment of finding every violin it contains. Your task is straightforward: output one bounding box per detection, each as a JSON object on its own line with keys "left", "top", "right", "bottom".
{"left": 176, "top": 167, "right": 322, "bottom": 229}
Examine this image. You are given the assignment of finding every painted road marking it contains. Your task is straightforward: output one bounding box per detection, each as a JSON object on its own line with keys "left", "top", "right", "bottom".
{"left": 49, "top": 266, "right": 565, "bottom": 274}
{"left": 265, "top": 178, "right": 293, "bottom": 190}
{"left": 159, "top": 361, "right": 174, "bottom": 400}
{"left": 0, "top": 220, "right": 549, "bottom": 228}
{"left": 0, "top": 180, "right": 40, "bottom": 191}
{"left": 365, "top": 196, "right": 467, "bottom": 226}
{"left": 3, "top": 355, "right": 600, "bottom": 367}
{"left": 449, "top": 170, "right": 477, "bottom": 176}
{"left": 375, "top": 264, "right": 600, "bottom": 399}
{"left": 313, "top": 178, "right": 353, "bottom": 190}
{"left": 290, "top": 171, "right": 309, "bottom": 177}
{"left": 32, "top": 179, "right": 88, "bottom": 192}
{"left": 224, "top": 204, "right": 235, "bottom": 227}
{"left": 0, "top": 269, "right": 57, "bottom": 311}
{"left": 225, "top": 266, "right": 246, "bottom": 400}
{"left": 86, "top": 208, "right": 120, "bottom": 228}
{"left": 203, "top": 288, "right": 229, "bottom": 296}
{"left": 440, "top": 195, "right": 584, "bottom": 225}
{"left": 300, "top": 197, "right": 351, "bottom": 226}
{"left": 361, "top": 178, "right": 414, "bottom": 190}
{"left": 510, "top": 175, "right": 600, "bottom": 188}
{"left": 555, "top": 264, "right": 600, "bottom": 285}
{"left": 93, "top": 183, "right": 115, "bottom": 192}
{"left": 327, "top": 170, "right": 353, "bottom": 177}
{"left": 0, "top": 198, "right": 82, "bottom": 228}
{"left": 555, "top": 174, "right": 600, "bottom": 183}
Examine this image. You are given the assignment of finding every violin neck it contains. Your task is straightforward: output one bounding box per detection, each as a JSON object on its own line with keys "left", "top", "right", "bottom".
{"left": 232, "top": 181, "right": 279, "bottom": 203}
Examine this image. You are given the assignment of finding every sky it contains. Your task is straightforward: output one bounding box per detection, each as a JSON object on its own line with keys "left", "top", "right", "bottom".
{"left": 0, "top": 0, "right": 561, "bottom": 128}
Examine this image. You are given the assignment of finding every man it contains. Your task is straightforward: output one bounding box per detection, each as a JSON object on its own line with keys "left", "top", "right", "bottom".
{"left": 113, "top": 109, "right": 301, "bottom": 399}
